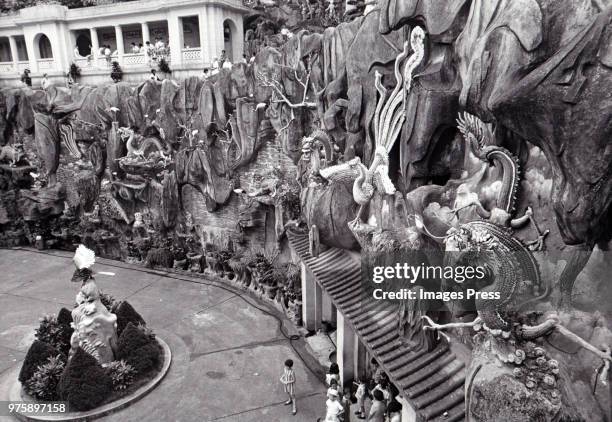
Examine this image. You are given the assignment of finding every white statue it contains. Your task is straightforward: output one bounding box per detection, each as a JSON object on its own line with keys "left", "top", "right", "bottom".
{"left": 69, "top": 245, "right": 118, "bottom": 364}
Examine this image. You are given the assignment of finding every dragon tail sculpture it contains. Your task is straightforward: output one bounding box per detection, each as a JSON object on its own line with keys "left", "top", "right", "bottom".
{"left": 457, "top": 112, "right": 521, "bottom": 214}
{"left": 444, "top": 220, "right": 542, "bottom": 331}
{"left": 59, "top": 122, "right": 82, "bottom": 159}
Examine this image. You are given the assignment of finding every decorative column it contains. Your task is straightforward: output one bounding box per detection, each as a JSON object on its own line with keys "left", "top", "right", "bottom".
{"left": 337, "top": 309, "right": 356, "bottom": 387}
{"left": 8, "top": 36, "right": 19, "bottom": 70}
{"left": 141, "top": 22, "right": 150, "bottom": 44}
{"left": 206, "top": 6, "right": 223, "bottom": 63}
{"left": 24, "top": 33, "right": 38, "bottom": 73}
{"left": 214, "top": 8, "right": 225, "bottom": 60}
{"left": 314, "top": 279, "right": 323, "bottom": 331}
{"left": 167, "top": 15, "right": 182, "bottom": 67}
{"left": 354, "top": 339, "right": 367, "bottom": 381}
{"left": 114, "top": 25, "right": 124, "bottom": 64}
{"left": 90, "top": 28, "right": 99, "bottom": 60}
{"left": 197, "top": 12, "right": 207, "bottom": 66}
{"left": 322, "top": 291, "right": 336, "bottom": 325}
{"left": 301, "top": 263, "right": 321, "bottom": 332}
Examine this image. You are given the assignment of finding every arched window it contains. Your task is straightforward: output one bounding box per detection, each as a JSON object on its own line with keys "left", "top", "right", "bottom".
{"left": 76, "top": 34, "right": 91, "bottom": 57}
{"left": 35, "top": 34, "right": 53, "bottom": 59}
{"left": 223, "top": 19, "right": 237, "bottom": 62}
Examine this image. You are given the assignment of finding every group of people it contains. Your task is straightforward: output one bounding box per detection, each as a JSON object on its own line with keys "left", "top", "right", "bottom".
{"left": 280, "top": 358, "right": 404, "bottom": 421}
{"left": 72, "top": 36, "right": 170, "bottom": 68}
{"left": 200, "top": 51, "right": 254, "bottom": 80}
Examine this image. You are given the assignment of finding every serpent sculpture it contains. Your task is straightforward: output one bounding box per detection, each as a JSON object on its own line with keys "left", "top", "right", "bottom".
{"left": 117, "top": 127, "right": 170, "bottom": 160}
{"left": 0, "top": 144, "right": 25, "bottom": 167}
{"left": 442, "top": 221, "right": 545, "bottom": 333}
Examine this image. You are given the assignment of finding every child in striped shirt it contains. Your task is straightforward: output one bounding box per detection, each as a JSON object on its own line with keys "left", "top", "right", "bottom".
{"left": 280, "top": 358, "right": 297, "bottom": 415}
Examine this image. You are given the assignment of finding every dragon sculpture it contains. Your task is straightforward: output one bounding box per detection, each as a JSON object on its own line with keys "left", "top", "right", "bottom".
{"left": 420, "top": 113, "right": 612, "bottom": 371}
{"left": 0, "top": 144, "right": 25, "bottom": 167}
{"left": 451, "top": 113, "right": 549, "bottom": 250}
{"left": 117, "top": 127, "right": 171, "bottom": 160}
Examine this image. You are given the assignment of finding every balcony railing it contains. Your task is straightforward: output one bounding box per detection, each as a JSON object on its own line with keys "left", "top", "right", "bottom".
{"left": 37, "top": 58, "right": 56, "bottom": 71}
{"left": 181, "top": 48, "right": 201, "bottom": 63}
{"left": 0, "top": 62, "right": 14, "bottom": 73}
{"left": 123, "top": 53, "right": 145, "bottom": 67}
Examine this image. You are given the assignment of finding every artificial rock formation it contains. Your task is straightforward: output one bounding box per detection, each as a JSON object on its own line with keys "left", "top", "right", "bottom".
{"left": 1, "top": 2, "right": 611, "bottom": 419}
{"left": 70, "top": 279, "right": 118, "bottom": 364}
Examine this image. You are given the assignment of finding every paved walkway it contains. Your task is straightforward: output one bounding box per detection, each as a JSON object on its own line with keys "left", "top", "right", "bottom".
{"left": 0, "top": 249, "right": 328, "bottom": 422}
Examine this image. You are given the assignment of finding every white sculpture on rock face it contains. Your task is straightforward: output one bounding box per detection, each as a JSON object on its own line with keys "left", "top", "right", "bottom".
{"left": 69, "top": 245, "right": 118, "bottom": 364}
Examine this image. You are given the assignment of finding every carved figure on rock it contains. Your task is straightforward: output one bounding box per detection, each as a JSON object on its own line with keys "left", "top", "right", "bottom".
{"left": 117, "top": 127, "right": 170, "bottom": 160}
{"left": 0, "top": 143, "right": 25, "bottom": 167}
{"left": 69, "top": 245, "right": 118, "bottom": 364}
{"left": 421, "top": 223, "right": 612, "bottom": 374}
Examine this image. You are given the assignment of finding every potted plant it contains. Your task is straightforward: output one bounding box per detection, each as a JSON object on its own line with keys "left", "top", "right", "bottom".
{"left": 157, "top": 58, "right": 171, "bottom": 79}
{"left": 229, "top": 254, "right": 251, "bottom": 287}
{"left": 110, "top": 61, "right": 123, "bottom": 82}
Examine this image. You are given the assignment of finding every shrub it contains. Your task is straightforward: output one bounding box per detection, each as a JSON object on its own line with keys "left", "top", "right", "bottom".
{"left": 110, "top": 61, "right": 123, "bottom": 83}
{"left": 157, "top": 58, "right": 171, "bottom": 74}
{"left": 57, "top": 308, "right": 73, "bottom": 326}
{"left": 58, "top": 347, "right": 113, "bottom": 411}
{"left": 35, "top": 313, "right": 73, "bottom": 356}
{"left": 24, "top": 355, "right": 65, "bottom": 401}
{"left": 19, "top": 340, "right": 63, "bottom": 384}
{"left": 105, "top": 360, "right": 135, "bottom": 391}
{"left": 114, "top": 301, "right": 145, "bottom": 336}
{"left": 116, "top": 322, "right": 150, "bottom": 356}
{"left": 99, "top": 292, "right": 117, "bottom": 312}
{"left": 136, "top": 323, "right": 156, "bottom": 341}
{"left": 124, "top": 342, "right": 162, "bottom": 374}
{"left": 145, "top": 247, "right": 173, "bottom": 268}
{"left": 116, "top": 323, "right": 161, "bottom": 374}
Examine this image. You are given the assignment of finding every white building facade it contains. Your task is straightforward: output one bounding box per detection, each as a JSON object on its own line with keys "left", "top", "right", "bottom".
{"left": 0, "top": 0, "right": 249, "bottom": 87}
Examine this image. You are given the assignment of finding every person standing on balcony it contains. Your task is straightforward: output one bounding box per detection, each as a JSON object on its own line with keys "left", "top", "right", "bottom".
{"left": 104, "top": 45, "right": 112, "bottom": 68}
{"left": 144, "top": 41, "right": 152, "bottom": 65}
{"left": 73, "top": 44, "right": 81, "bottom": 59}
{"left": 219, "top": 49, "right": 227, "bottom": 66}
{"left": 41, "top": 73, "right": 50, "bottom": 90}
{"left": 131, "top": 43, "right": 140, "bottom": 54}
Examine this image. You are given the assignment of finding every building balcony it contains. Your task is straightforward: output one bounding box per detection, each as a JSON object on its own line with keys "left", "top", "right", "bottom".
{"left": 0, "top": 61, "right": 32, "bottom": 74}
{"left": 37, "top": 58, "right": 56, "bottom": 71}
